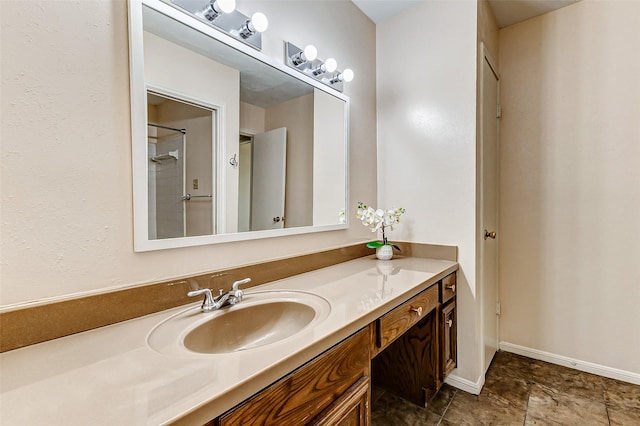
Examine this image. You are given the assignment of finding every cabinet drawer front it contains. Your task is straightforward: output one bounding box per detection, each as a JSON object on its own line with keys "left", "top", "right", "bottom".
{"left": 441, "top": 272, "right": 457, "bottom": 303}
{"left": 377, "top": 285, "right": 438, "bottom": 351}
{"left": 218, "top": 329, "right": 369, "bottom": 426}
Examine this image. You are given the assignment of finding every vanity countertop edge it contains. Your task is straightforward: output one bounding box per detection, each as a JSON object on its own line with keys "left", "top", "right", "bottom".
{"left": 0, "top": 256, "right": 457, "bottom": 425}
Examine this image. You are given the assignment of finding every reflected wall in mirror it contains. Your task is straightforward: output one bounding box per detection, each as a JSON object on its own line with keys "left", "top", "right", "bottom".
{"left": 129, "top": 0, "right": 349, "bottom": 251}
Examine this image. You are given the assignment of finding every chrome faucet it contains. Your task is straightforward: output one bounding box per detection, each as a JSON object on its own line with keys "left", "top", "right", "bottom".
{"left": 187, "top": 278, "right": 251, "bottom": 312}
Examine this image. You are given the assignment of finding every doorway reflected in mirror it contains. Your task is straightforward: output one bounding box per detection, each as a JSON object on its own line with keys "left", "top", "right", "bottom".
{"left": 147, "top": 91, "right": 216, "bottom": 239}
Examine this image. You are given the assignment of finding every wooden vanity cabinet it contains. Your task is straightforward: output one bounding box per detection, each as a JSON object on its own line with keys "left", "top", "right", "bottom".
{"left": 208, "top": 271, "right": 457, "bottom": 425}
{"left": 370, "top": 272, "right": 457, "bottom": 408}
{"left": 212, "top": 328, "right": 370, "bottom": 426}
{"left": 370, "top": 285, "right": 440, "bottom": 406}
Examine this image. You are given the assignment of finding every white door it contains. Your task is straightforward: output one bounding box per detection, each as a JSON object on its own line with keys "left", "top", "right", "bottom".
{"left": 251, "top": 127, "right": 287, "bottom": 231}
{"left": 481, "top": 48, "right": 500, "bottom": 374}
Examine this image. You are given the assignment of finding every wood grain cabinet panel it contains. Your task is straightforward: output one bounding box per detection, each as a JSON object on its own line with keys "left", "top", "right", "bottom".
{"left": 371, "top": 272, "right": 458, "bottom": 408}
{"left": 374, "top": 285, "right": 438, "bottom": 354}
{"left": 371, "top": 312, "right": 439, "bottom": 406}
{"left": 440, "top": 300, "right": 457, "bottom": 380}
{"left": 441, "top": 272, "right": 457, "bottom": 304}
{"left": 216, "top": 329, "right": 369, "bottom": 426}
{"left": 310, "top": 376, "right": 370, "bottom": 426}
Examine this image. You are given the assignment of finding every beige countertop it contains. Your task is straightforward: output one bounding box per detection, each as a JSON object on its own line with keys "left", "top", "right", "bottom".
{"left": 0, "top": 256, "right": 457, "bottom": 425}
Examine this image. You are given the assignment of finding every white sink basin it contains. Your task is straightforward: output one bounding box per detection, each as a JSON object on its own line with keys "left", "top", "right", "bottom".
{"left": 147, "top": 290, "right": 331, "bottom": 356}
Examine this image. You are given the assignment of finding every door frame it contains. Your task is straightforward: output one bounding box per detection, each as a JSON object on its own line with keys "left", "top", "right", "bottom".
{"left": 478, "top": 42, "right": 501, "bottom": 376}
{"left": 146, "top": 84, "right": 223, "bottom": 236}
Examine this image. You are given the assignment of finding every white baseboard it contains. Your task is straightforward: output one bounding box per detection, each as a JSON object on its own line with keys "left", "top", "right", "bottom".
{"left": 444, "top": 370, "right": 484, "bottom": 395}
{"left": 499, "top": 341, "right": 640, "bottom": 385}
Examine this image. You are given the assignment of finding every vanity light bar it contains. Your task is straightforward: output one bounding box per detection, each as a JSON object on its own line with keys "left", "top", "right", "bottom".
{"left": 285, "top": 42, "right": 354, "bottom": 92}
{"left": 170, "top": 0, "right": 268, "bottom": 50}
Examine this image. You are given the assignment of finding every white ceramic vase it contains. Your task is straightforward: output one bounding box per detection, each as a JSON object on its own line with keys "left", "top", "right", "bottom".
{"left": 375, "top": 245, "right": 393, "bottom": 261}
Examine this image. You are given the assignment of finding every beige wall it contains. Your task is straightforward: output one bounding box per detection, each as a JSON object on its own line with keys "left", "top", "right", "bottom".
{"left": 144, "top": 30, "right": 239, "bottom": 233}
{"left": 239, "top": 102, "right": 265, "bottom": 135}
{"left": 377, "top": 1, "right": 479, "bottom": 384}
{"left": 499, "top": 0, "right": 640, "bottom": 374}
{"left": 0, "top": 0, "right": 376, "bottom": 307}
{"left": 478, "top": 0, "right": 499, "bottom": 64}
{"left": 313, "top": 89, "right": 346, "bottom": 226}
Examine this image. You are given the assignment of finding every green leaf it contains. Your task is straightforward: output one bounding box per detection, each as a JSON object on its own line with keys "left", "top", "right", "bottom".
{"left": 366, "top": 241, "right": 385, "bottom": 249}
{"left": 392, "top": 244, "right": 402, "bottom": 252}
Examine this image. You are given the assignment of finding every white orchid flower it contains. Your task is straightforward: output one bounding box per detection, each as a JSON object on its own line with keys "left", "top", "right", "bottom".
{"left": 356, "top": 202, "right": 406, "bottom": 248}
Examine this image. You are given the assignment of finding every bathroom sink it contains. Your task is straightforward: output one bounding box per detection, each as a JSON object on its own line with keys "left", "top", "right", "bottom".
{"left": 147, "top": 290, "right": 331, "bottom": 356}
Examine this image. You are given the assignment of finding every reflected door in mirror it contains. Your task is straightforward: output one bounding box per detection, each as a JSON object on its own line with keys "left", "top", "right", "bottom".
{"left": 251, "top": 127, "right": 287, "bottom": 231}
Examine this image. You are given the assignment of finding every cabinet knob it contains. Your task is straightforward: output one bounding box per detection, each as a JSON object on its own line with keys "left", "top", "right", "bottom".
{"left": 445, "top": 284, "right": 456, "bottom": 292}
{"left": 447, "top": 319, "right": 453, "bottom": 328}
{"left": 410, "top": 306, "right": 423, "bottom": 316}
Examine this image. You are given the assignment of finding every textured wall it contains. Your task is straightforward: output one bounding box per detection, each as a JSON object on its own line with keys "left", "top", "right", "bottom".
{"left": 376, "top": 1, "right": 479, "bottom": 384}
{"left": 0, "top": 0, "right": 376, "bottom": 306}
{"left": 499, "top": 0, "right": 640, "bottom": 374}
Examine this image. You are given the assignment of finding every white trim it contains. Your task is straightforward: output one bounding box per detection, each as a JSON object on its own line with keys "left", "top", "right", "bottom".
{"left": 129, "top": 0, "right": 149, "bottom": 252}
{"left": 477, "top": 41, "right": 501, "bottom": 376}
{"left": 500, "top": 342, "right": 640, "bottom": 386}
{"left": 444, "top": 370, "right": 484, "bottom": 395}
{"left": 129, "top": 0, "right": 350, "bottom": 251}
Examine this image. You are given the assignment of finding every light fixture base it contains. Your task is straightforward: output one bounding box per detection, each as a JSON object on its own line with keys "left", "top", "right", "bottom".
{"left": 285, "top": 42, "right": 344, "bottom": 92}
{"left": 171, "top": 0, "right": 263, "bottom": 50}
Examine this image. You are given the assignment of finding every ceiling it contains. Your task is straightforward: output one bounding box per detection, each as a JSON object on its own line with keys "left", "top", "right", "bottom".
{"left": 487, "top": 0, "right": 580, "bottom": 27}
{"left": 352, "top": 0, "right": 581, "bottom": 28}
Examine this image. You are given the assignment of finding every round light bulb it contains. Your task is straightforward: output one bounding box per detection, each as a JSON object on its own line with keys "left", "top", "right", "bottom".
{"left": 324, "top": 58, "right": 338, "bottom": 73}
{"left": 342, "top": 68, "right": 354, "bottom": 82}
{"left": 251, "top": 12, "right": 269, "bottom": 33}
{"left": 303, "top": 45, "right": 318, "bottom": 62}
{"left": 217, "top": 0, "right": 236, "bottom": 14}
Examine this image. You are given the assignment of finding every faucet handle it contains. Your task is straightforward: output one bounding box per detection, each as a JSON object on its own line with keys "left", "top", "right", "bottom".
{"left": 230, "top": 278, "right": 251, "bottom": 303}
{"left": 187, "top": 288, "right": 215, "bottom": 312}
{"left": 232, "top": 278, "right": 251, "bottom": 292}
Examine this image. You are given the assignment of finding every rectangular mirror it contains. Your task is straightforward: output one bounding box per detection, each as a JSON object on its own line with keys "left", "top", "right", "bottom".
{"left": 129, "top": 0, "right": 349, "bottom": 251}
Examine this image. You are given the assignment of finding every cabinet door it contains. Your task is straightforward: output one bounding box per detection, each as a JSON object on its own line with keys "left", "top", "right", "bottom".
{"left": 440, "top": 300, "right": 457, "bottom": 380}
{"left": 310, "top": 376, "right": 370, "bottom": 426}
{"left": 216, "top": 329, "right": 369, "bottom": 426}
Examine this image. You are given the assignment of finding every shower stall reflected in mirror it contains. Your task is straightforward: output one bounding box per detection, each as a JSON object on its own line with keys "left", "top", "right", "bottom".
{"left": 148, "top": 123, "right": 186, "bottom": 239}
{"left": 147, "top": 91, "right": 215, "bottom": 240}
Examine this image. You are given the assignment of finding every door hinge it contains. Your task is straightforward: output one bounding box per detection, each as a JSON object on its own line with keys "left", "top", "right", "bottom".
{"left": 496, "top": 105, "right": 502, "bottom": 119}
{"left": 496, "top": 302, "right": 501, "bottom": 315}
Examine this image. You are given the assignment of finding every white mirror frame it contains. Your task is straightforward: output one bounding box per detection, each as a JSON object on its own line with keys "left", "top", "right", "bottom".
{"left": 128, "top": 0, "right": 349, "bottom": 251}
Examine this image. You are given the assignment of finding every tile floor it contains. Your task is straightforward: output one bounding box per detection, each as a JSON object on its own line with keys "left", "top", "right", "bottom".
{"left": 371, "top": 351, "right": 640, "bottom": 425}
